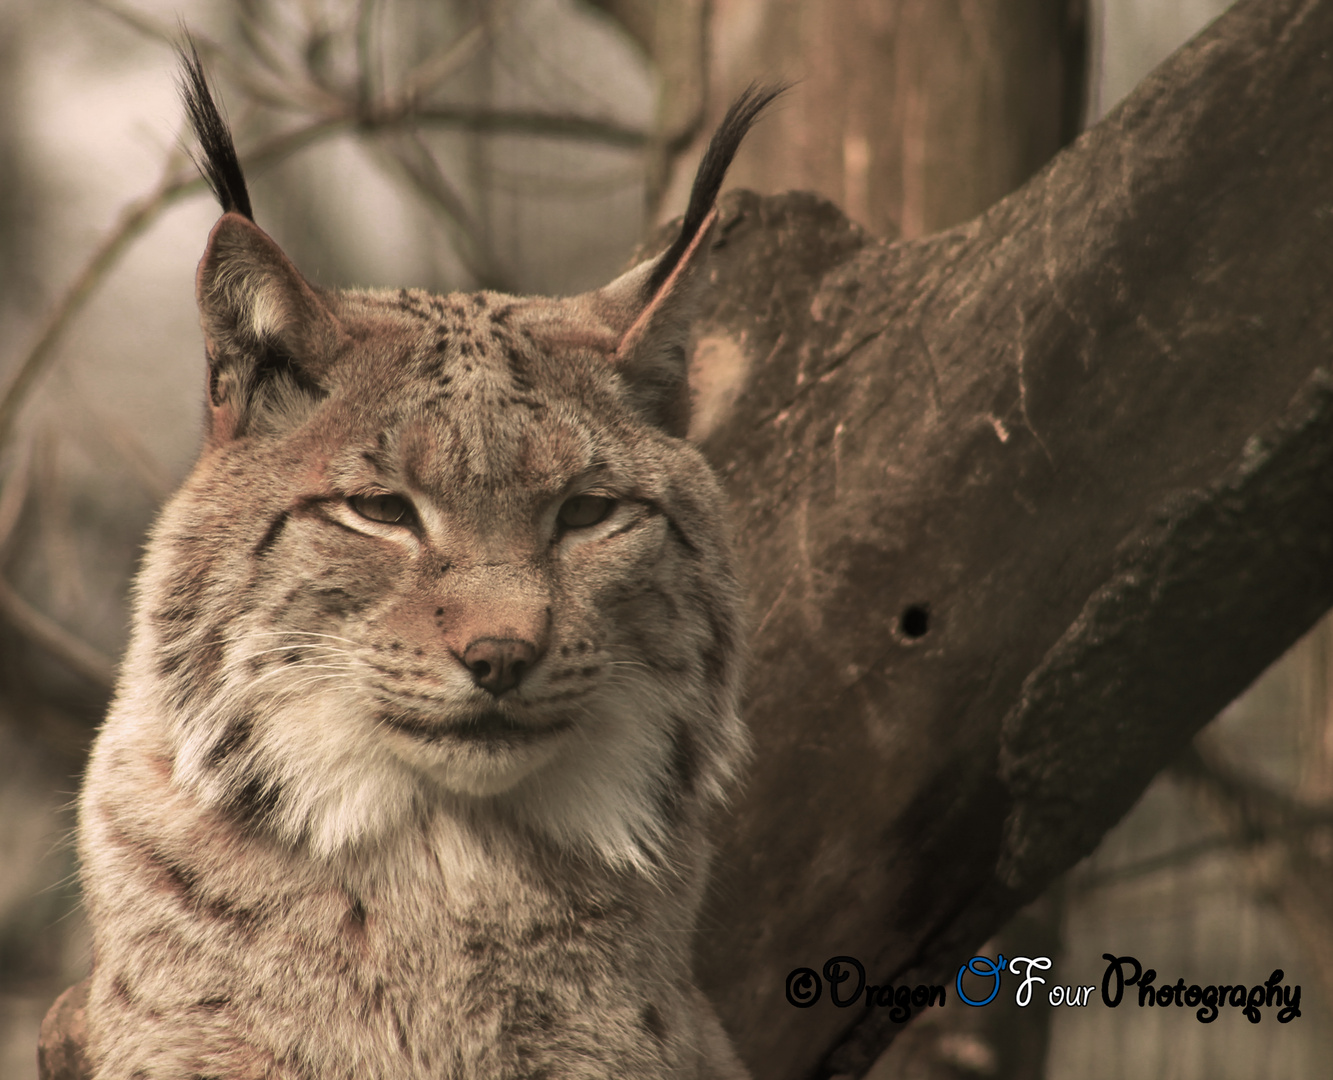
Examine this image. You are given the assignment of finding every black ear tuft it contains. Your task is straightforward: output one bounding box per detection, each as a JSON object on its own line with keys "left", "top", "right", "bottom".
{"left": 647, "top": 83, "right": 786, "bottom": 295}
{"left": 178, "top": 40, "right": 254, "bottom": 222}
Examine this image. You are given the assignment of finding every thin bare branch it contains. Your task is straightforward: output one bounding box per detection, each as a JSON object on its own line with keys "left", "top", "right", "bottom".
{"left": 0, "top": 575, "right": 116, "bottom": 689}
{"left": 398, "top": 11, "right": 494, "bottom": 103}
{"left": 76, "top": 0, "right": 311, "bottom": 114}
{"left": 62, "top": 397, "right": 175, "bottom": 501}
{"left": 355, "top": 0, "right": 377, "bottom": 109}
{"left": 33, "top": 428, "right": 90, "bottom": 614}
{"left": 237, "top": 112, "right": 353, "bottom": 170}
{"left": 0, "top": 159, "right": 197, "bottom": 451}
{"left": 0, "top": 436, "right": 33, "bottom": 556}
{"left": 380, "top": 133, "right": 479, "bottom": 234}
{"left": 1176, "top": 738, "right": 1333, "bottom": 1011}
{"left": 237, "top": 0, "right": 301, "bottom": 85}
{"left": 386, "top": 105, "right": 649, "bottom": 146}
{"left": 485, "top": 163, "right": 644, "bottom": 198}
{"left": 76, "top": 0, "right": 205, "bottom": 52}
{"left": 1178, "top": 741, "right": 1333, "bottom": 834}
{"left": 368, "top": 133, "right": 508, "bottom": 290}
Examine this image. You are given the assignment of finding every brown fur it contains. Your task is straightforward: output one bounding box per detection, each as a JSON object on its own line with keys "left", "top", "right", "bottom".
{"left": 77, "top": 54, "right": 775, "bottom": 1080}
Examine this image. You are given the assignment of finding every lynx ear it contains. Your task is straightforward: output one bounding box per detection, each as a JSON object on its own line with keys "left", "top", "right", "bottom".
{"left": 179, "top": 41, "right": 342, "bottom": 442}
{"left": 588, "top": 209, "right": 719, "bottom": 436}
{"left": 584, "top": 84, "right": 783, "bottom": 437}
{"left": 196, "top": 213, "right": 343, "bottom": 442}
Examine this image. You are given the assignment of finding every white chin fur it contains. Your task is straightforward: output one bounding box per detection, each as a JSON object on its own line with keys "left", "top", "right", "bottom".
{"left": 175, "top": 673, "right": 691, "bottom": 872}
{"left": 413, "top": 736, "right": 567, "bottom": 797}
{"left": 175, "top": 689, "right": 421, "bottom": 859}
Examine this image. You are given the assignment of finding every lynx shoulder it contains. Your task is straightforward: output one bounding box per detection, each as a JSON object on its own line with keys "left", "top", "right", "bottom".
{"left": 75, "top": 46, "right": 777, "bottom": 1080}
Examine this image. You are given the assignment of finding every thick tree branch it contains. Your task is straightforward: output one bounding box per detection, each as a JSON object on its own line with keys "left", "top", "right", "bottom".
{"left": 671, "top": 0, "right": 1333, "bottom": 1075}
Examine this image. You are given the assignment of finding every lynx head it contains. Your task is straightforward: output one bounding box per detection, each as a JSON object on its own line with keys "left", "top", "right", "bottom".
{"left": 134, "top": 48, "right": 779, "bottom": 869}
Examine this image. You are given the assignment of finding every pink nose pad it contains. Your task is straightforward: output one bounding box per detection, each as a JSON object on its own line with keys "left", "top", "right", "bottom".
{"left": 462, "top": 637, "right": 538, "bottom": 695}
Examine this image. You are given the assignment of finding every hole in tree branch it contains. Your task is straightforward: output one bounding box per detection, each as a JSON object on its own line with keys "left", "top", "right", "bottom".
{"left": 900, "top": 604, "right": 930, "bottom": 639}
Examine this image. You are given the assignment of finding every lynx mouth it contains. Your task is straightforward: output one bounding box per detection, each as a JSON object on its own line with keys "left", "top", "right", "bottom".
{"left": 380, "top": 710, "right": 572, "bottom": 746}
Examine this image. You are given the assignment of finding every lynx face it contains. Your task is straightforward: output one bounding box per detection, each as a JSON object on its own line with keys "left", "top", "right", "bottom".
{"left": 101, "top": 59, "right": 784, "bottom": 875}
{"left": 144, "top": 273, "right": 745, "bottom": 864}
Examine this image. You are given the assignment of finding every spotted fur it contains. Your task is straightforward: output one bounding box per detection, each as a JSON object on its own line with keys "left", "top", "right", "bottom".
{"left": 77, "top": 50, "right": 777, "bottom": 1080}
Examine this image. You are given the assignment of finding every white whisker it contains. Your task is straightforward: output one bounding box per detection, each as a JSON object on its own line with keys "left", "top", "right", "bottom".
{"left": 238, "top": 629, "right": 365, "bottom": 648}
{"left": 241, "top": 643, "right": 350, "bottom": 661}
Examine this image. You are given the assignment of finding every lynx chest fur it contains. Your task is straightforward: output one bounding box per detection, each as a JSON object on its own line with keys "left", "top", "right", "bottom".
{"left": 76, "top": 52, "right": 777, "bottom": 1080}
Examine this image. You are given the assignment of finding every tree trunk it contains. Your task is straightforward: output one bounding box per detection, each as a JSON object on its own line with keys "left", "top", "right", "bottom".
{"left": 662, "top": 0, "right": 1087, "bottom": 238}
{"left": 679, "top": 0, "right": 1333, "bottom": 1075}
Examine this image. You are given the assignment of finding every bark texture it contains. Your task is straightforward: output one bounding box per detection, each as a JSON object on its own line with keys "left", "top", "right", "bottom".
{"left": 37, "top": 0, "right": 1333, "bottom": 1077}
{"left": 681, "top": 0, "right": 1333, "bottom": 1075}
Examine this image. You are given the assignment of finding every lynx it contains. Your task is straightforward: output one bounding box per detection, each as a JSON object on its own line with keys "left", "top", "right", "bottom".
{"left": 75, "top": 48, "right": 776, "bottom": 1080}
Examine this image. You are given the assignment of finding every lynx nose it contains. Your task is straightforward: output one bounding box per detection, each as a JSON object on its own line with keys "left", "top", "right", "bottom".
{"left": 463, "top": 638, "right": 537, "bottom": 696}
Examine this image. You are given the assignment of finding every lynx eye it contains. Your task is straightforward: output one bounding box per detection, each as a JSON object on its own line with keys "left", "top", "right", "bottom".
{"left": 558, "top": 495, "right": 614, "bottom": 530}
{"left": 349, "top": 493, "right": 415, "bottom": 526}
